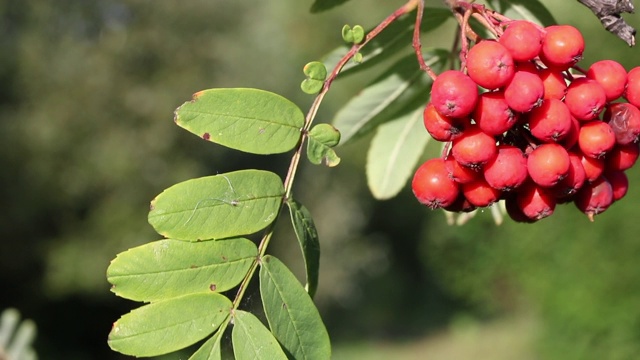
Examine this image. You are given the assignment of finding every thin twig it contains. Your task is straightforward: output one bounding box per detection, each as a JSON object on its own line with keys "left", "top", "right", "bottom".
{"left": 413, "top": 0, "right": 438, "bottom": 80}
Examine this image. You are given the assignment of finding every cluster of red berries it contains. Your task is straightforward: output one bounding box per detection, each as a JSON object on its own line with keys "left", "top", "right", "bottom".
{"left": 412, "top": 20, "right": 640, "bottom": 222}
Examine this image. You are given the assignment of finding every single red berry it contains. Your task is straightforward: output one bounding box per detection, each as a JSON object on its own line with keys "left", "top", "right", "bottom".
{"left": 505, "top": 194, "right": 537, "bottom": 223}
{"left": 462, "top": 178, "right": 502, "bottom": 207}
{"left": 604, "top": 170, "right": 629, "bottom": 201}
{"left": 466, "top": 40, "right": 515, "bottom": 90}
{"left": 499, "top": 20, "right": 544, "bottom": 62}
{"left": 516, "top": 181, "right": 556, "bottom": 220}
{"left": 578, "top": 150, "right": 605, "bottom": 182}
{"left": 578, "top": 120, "right": 616, "bottom": 158}
{"left": 559, "top": 115, "right": 581, "bottom": 149}
{"left": 527, "top": 143, "right": 571, "bottom": 187}
{"left": 539, "top": 68, "right": 568, "bottom": 100}
{"left": 553, "top": 152, "right": 586, "bottom": 200}
{"left": 451, "top": 125, "right": 498, "bottom": 169}
{"left": 586, "top": 60, "right": 628, "bottom": 101}
{"left": 412, "top": 158, "right": 460, "bottom": 209}
{"left": 444, "top": 156, "right": 481, "bottom": 184}
{"left": 564, "top": 78, "right": 607, "bottom": 121}
{"left": 423, "top": 102, "right": 467, "bottom": 141}
{"left": 624, "top": 66, "right": 640, "bottom": 107}
{"left": 539, "top": 25, "right": 584, "bottom": 70}
{"left": 604, "top": 102, "right": 640, "bottom": 145}
{"left": 504, "top": 70, "right": 545, "bottom": 112}
{"left": 473, "top": 91, "right": 518, "bottom": 136}
{"left": 431, "top": 70, "right": 479, "bottom": 118}
{"left": 483, "top": 145, "right": 528, "bottom": 191}
{"left": 574, "top": 176, "right": 614, "bottom": 221}
{"left": 605, "top": 142, "right": 640, "bottom": 171}
{"left": 528, "top": 98, "right": 572, "bottom": 142}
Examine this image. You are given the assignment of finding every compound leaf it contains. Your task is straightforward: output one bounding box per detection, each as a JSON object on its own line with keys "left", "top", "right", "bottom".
{"left": 232, "top": 310, "right": 287, "bottom": 360}
{"left": 487, "top": 0, "right": 556, "bottom": 26}
{"left": 286, "top": 198, "right": 320, "bottom": 298}
{"left": 108, "top": 293, "right": 231, "bottom": 357}
{"left": 307, "top": 123, "right": 341, "bottom": 167}
{"left": 188, "top": 327, "right": 225, "bottom": 360}
{"left": 367, "top": 107, "right": 429, "bottom": 200}
{"left": 332, "top": 50, "right": 447, "bottom": 144}
{"left": 260, "top": 256, "right": 330, "bottom": 360}
{"left": 175, "top": 88, "right": 304, "bottom": 155}
{"left": 148, "top": 170, "right": 284, "bottom": 241}
{"left": 107, "top": 238, "right": 257, "bottom": 302}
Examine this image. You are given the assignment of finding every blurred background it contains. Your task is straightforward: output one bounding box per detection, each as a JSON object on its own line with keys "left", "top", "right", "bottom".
{"left": 2, "top": 0, "right": 640, "bottom": 359}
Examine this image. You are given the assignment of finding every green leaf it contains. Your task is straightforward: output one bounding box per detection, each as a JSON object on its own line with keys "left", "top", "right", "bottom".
{"left": 307, "top": 123, "right": 341, "bottom": 167}
{"left": 188, "top": 327, "right": 225, "bottom": 360}
{"left": 322, "top": 8, "right": 450, "bottom": 78}
{"left": 286, "top": 198, "right": 321, "bottom": 298}
{"left": 310, "top": 0, "right": 351, "bottom": 13}
{"left": 351, "top": 25, "right": 365, "bottom": 44}
{"left": 341, "top": 24, "right": 354, "bottom": 43}
{"left": 107, "top": 238, "right": 257, "bottom": 302}
{"left": 367, "top": 107, "right": 429, "bottom": 200}
{"left": 260, "top": 255, "right": 331, "bottom": 360}
{"left": 486, "top": 0, "right": 556, "bottom": 26}
{"left": 333, "top": 49, "right": 447, "bottom": 144}
{"left": 175, "top": 88, "right": 304, "bottom": 155}
{"left": 108, "top": 293, "right": 231, "bottom": 357}
{"left": 148, "top": 170, "right": 284, "bottom": 241}
{"left": 232, "top": 310, "right": 288, "bottom": 360}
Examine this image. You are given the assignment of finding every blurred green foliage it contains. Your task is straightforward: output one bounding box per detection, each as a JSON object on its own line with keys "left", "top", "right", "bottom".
{"left": 1, "top": 0, "right": 640, "bottom": 359}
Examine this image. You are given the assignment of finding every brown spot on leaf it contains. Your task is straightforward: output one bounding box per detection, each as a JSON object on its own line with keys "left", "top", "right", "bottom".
{"left": 258, "top": 128, "right": 266, "bottom": 135}
{"left": 221, "top": 256, "right": 228, "bottom": 261}
{"left": 209, "top": 284, "right": 217, "bottom": 291}
{"left": 193, "top": 90, "right": 206, "bottom": 99}
{"left": 190, "top": 265, "right": 199, "bottom": 269}
{"left": 202, "top": 132, "right": 211, "bottom": 140}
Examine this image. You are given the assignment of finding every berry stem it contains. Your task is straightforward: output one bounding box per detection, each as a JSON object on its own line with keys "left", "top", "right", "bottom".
{"left": 413, "top": 0, "right": 438, "bottom": 80}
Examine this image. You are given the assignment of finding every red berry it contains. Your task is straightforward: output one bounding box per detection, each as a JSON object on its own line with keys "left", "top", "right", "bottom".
{"left": 587, "top": 60, "right": 628, "bottom": 101}
{"left": 443, "top": 193, "right": 477, "bottom": 213}
{"left": 483, "top": 145, "right": 528, "bottom": 191}
{"left": 624, "top": 66, "right": 640, "bottom": 107}
{"left": 423, "top": 102, "right": 467, "bottom": 141}
{"left": 578, "top": 120, "right": 616, "bottom": 158}
{"left": 431, "top": 70, "right": 479, "bottom": 118}
{"left": 499, "top": 20, "right": 543, "bottom": 62}
{"left": 466, "top": 40, "right": 515, "bottom": 90}
{"left": 553, "top": 152, "right": 586, "bottom": 200}
{"left": 516, "top": 181, "right": 556, "bottom": 220}
{"left": 604, "top": 170, "right": 629, "bottom": 201}
{"left": 605, "top": 102, "right": 640, "bottom": 145}
{"left": 451, "top": 125, "right": 497, "bottom": 169}
{"left": 504, "top": 70, "right": 545, "bottom": 113}
{"left": 540, "top": 25, "right": 584, "bottom": 70}
{"left": 574, "top": 176, "right": 613, "bottom": 221}
{"left": 578, "top": 151, "right": 605, "bottom": 182}
{"left": 564, "top": 78, "right": 607, "bottom": 121}
{"left": 444, "top": 156, "right": 481, "bottom": 184}
{"left": 462, "top": 178, "right": 502, "bottom": 207}
{"left": 527, "top": 143, "right": 571, "bottom": 187}
{"left": 505, "top": 194, "right": 537, "bottom": 223}
{"left": 528, "top": 98, "right": 572, "bottom": 142}
{"left": 412, "top": 158, "right": 460, "bottom": 209}
{"left": 539, "top": 68, "right": 567, "bottom": 100}
{"left": 473, "top": 91, "right": 518, "bottom": 136}
{"left": 605, "top": 142, "right": 640, "bottom": 171}
{"left": 559, "top": 116, "right": 581, "bottom": 149}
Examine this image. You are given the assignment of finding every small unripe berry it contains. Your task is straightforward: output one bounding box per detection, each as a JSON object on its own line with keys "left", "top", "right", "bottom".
{"left": 451, "top": 125, "right": 498, "bottom": 169}
{"left": 499, "top": 20, "right": 543, "bottom": 62}
{"left": 527, "top": 143, "right": 571, "bottom": 187}
{"left": 578, "top": 120, "right": 616, "bottom": 158}
{"left": 564, "top": 78, "right": 607, "bottom": 121}
{"left": 587, "top": 60, "right": 628, "bottom": 101}
{"left": 466, "top": 40, "right": 515, "bottom": 90}
{"left": 412, "top": 158, "right": 460, "bottom": 209}
{"left": 431, "top": 70, "right": 479, "bottom": 118}
{"left": 540, "top": 25, "right": 584, "bottom": 70}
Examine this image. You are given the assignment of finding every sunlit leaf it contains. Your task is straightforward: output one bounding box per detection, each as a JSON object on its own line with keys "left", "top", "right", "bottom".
{"left": 108, "top": 293, "right": 231, "bottom": 357}
{"left": 148, "top": 170, "right": 284, "bottom": 241}
{"left": 260, "top": 256, "right": 331, "bottom": 360}
{"left": 175, "top": 88, "right": 304, "bottom": 155}
{"left": 107, "top": 238, "right": 257, "bottom": 302}
{"left": 333, "top": 50, "right": 447, "bottom": 144}
{"left": 322, "top": 8, "right": 451, "bottom": 78}
{"left": 232, "top": 310, "right": 288, "bottom": 360}
{"left": 307, "top": 123, "right": 341, "bottom": 167}
{"left": 367, "top": 107, "right": 429, "bottom": 200}
{"left": 188, "top": 327, "right": 226, "bottom": 360}
{"left": 310, "top": 0, "right": 351, "bottom": 13}
{"left": 487, "top": 0, "right": 556, "bottom": 26}
{"left": 286, "top": 198, "right": 320, "bottom": 298}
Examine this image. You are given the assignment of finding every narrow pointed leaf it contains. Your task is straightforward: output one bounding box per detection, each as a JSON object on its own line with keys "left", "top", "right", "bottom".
{"left": 107, "top": 238, "right": 257, "bottom": 302}
{"left": 367, "top": 107, "right": 429, "bottom": 200}
{"left": 487, "top": 0, "right": 556, "bottom": 26}
{"left": 108, "top": 293, "right": 231, "bottom": 357}
{"left": 333, "top": 50, "right": 447, "bottom": 144}
{"left": 307, "top": 123, "right": 341, "bottom": 167}
{"left": 148, "top": 170, "right": 284, "bottom": 241}
{"left": 322, "top": 9, "right": 450, "bottom": 78}
{"left": 286, "top": 198, "right": 321, "bottom": 298}
{"left": 175, "top": 88, "right": 304, "bottom": 155}
{"left": 260, "top": 256, "right": 330, "bottom": 360}
{"left": 232, "top": 310, "right": 288, "bottom": 360}
{"left": 188, "top": 327, "right": 226, "bottom": 360}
